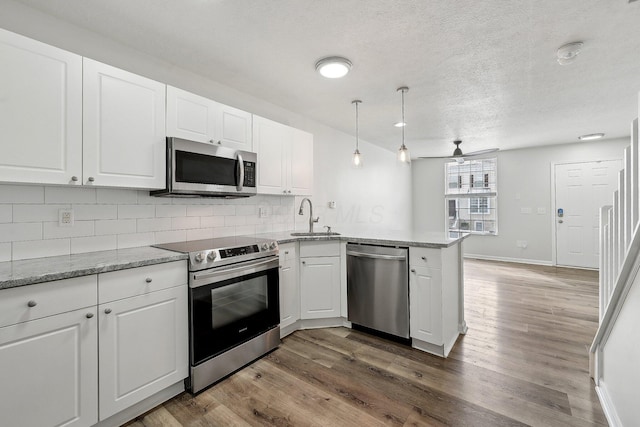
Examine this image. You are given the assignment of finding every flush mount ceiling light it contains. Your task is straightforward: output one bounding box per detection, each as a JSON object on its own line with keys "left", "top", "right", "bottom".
{"left": 315, "top": 56, "right": 352, "bottom": 78}
{"left": 396, "top": 86, "right": 411, "bottom": 164}
{"left": 352, "top": 100, "right": 362, "bottom": 168}
{"left": 578, "top": 133, "right": 605, "bottom": 140}
{"left": 394, "top": 122, "right": 406, "bottom": 128}
{"left": 557, "top": 41, "right": 584, "bottom": 65}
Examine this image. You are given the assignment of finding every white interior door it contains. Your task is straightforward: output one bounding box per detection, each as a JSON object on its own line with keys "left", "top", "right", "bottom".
{"left": 555, "top": 160, "right": 621, "bottom": 268}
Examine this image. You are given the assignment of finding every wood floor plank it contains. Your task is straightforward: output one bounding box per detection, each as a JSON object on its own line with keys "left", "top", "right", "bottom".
{"left": 122, "top": 258, "right": 605, "bottom": 426}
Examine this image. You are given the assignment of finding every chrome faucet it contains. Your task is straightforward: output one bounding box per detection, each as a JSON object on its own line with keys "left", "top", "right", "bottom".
{"left": 298, "top": 198, "right": 319, "bottom": 233}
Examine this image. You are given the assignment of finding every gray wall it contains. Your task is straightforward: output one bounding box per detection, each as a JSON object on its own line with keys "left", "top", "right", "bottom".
{"left": 412, "top": 137, "right": 629, "bottom": 264}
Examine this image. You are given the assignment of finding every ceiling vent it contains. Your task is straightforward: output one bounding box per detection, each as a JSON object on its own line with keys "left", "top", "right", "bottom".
{"left": 557, "top": 42, "right": 584, "bottom": 65}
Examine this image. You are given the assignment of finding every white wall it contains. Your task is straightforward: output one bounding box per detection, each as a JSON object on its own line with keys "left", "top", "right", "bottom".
{"left": 0, "top": 1, "right": 412, "bottom": 261}
{"left": 412, "top": 138, "right": 629, "bottom": 264}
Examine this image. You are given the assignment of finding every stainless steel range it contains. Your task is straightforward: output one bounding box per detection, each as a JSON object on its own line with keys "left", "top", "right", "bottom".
{"left": 154, "top": 236, "right": 280, "bottom": 393}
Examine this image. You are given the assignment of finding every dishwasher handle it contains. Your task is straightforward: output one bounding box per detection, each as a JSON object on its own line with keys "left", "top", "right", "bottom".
{"left": 346, "top": 250, "right": 406, "bottom": 261}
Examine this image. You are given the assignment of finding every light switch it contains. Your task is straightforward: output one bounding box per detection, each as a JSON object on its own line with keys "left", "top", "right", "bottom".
{"left": 537, "top": 207, "right": 546, "bottom": 215}
{"left": 520, "top": 207, "right": 532, "bottom": 214}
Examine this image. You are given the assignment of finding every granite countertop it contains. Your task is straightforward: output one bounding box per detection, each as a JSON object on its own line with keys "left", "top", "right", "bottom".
{"left": 0, "top": 247, "right": 187, "bottom": 290}
{"left": 257, "top": 229, "right": 469, "bottom": 248}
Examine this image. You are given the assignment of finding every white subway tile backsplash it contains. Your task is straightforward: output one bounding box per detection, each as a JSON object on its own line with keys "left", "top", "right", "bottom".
{"left": 45, "top": 186, "right": 97, "bottom": 204}
{"left": 186, "top": 205, "right": 214, "bottom": 217}
{"left": 225, "top": 215, "right": 246, "bottom": 226}
{"left": 187, "top": 228, "right": 214, "bottom": 240}
{"left": 155, "top": 230, "right": 186, "bottom": 244}
{"left": 118, "top": 204, "right": 155, "bottom": 219}
{"left": 73, "top": 204, "right": 118, "bottom": 220}
{"left": 71, "top": 235, "right": 117, "bottom": 254}
{"left": 0, "top": 243, "right": 10, "bottom": 262}
{"left": 213, "top": 205, "right": 236, "bottom": 216}
{"left": 13, "top": 204, "right": 69, "bottom": 223}
{"left": 172, "top": 216, "right": 200, "bottom": 230}
{"left": 117, "top": 232, "right": 155, "bottom": 249}
{"left": 0, "top": 184, "right": 45, "bottom": 203}
{"left": 0, "top": 205, "right": 12, "bottom": 223}
{"left": 0, "top": 223, "right": 42, "bottom": 242}
{"left": 43, "top": 221, "right": 94, "bottom": 239}
{"left": 0, "top": 189, "right": 294, "bottom": 261}
{"left": 95, "top": 219, "right": 137, "bottom": 235}
{"left": 137, "top": 217, "right": 173, "bottom": 233}
{"left": 97, "top": 188, "right": 138, "bottom": 204}
{"left": 13, "top": 239, "right": 70, "bottom": 260}
{"left": 156, "top": 204, "right": 187, "bottom": 218}
{"left": 200, "top": 216, "right": 225, "bottom": 228}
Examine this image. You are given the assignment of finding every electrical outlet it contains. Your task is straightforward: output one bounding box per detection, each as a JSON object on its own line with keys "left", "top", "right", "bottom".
{"left": 537, "top": 207, "right": 546, "bottom": 215}
{"left": 59, "top": 209, "right": 74, "bottom": 227}
{"left": 516, "top": 240, "right": 528, "bottom": 249}
{"left": 258, "top": 207, "right": 267, "bottom": 218}
{"left": 328, "top": 201, "right": 336, "bottom": 209}
{"left": 520, "top": 207, "right": 532, "bottom": 214}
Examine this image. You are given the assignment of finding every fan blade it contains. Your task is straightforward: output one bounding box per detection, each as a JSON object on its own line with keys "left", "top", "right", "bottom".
{"left": 463, "top": 148, "right": 499, "bottom": 157}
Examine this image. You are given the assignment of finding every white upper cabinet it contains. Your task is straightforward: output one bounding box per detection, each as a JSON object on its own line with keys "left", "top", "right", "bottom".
{"left": 166, "top": 86, "right": 252, "bottom": 151}
{"left": 0, "top": 28, "right": 83, "bottom": 185}
{"left": 83, "top": 58, "right": 166, "bottom": 189}
{"left": 253, "top": 115, "right": 313, "bottom": 196}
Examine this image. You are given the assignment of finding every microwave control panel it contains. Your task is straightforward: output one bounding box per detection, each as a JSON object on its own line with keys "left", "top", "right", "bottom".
{"left": 244, "top": 161, "right": 256, "bottom": 187}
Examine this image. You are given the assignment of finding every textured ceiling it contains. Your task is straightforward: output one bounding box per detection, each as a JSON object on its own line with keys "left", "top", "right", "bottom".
{"left": 12, "top": 0, "right": 640, "bottom": 157}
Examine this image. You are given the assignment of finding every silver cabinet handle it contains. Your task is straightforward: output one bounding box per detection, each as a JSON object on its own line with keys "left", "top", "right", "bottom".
{"left": 87, "top": 177, "right": 95, "bottom": 183}
{"left": 411, "top": 269, "right": 416, "bottom": 273}
{"left": 302, "top": 261, "right": 306, "bottom": 265}
{"left": 288, "top": 190, "right": 292, "bottom": 194}
{"left": 104, "top": 308, "right": 112, "bottom": 314}
{"left": 283, "top": 190, "right": 287, "bottom": 194}
{"left": 421, "top": 256, "right": 427, "bottom": 261}
{"left": 209, "top": 139, "right": 215, "bottom": 144}
{"left": 285, "top": 251, "right": 289, "bottom": 254}
{"left": 71, "top": 176, "right": 78, "bottom": 182}
{"left": 86, "top": 313, "right": 94, "bottom": 319}
{"left": 145, "top": 277, "right": 152, "bottom": 283}
{"left": 27, "top": 300, "right": 37, "bottom": 308}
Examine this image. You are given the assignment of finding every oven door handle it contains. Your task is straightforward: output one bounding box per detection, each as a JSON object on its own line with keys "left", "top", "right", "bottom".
{"left": 192, "top": 257, "right": 276, "bottom": 283}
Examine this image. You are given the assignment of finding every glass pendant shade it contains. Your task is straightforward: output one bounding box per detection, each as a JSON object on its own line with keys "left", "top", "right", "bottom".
{"left": 353, "top": 149, "right": 362, "bottom": 167}
{"left": 397, "top": 144, "right": 410, "bottom": 163}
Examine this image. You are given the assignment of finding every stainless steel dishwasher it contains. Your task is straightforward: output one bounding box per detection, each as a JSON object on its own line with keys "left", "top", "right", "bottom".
{"left": 346, "top": 243, "right": 409, "bottom": 339}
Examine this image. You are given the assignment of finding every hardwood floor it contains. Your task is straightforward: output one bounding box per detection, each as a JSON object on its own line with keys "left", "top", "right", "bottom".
{"left": 125, "top": 259, "right": 606, "bottom": 426}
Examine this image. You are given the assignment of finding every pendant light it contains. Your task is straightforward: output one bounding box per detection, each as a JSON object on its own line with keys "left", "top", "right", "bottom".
{"left": 352, "top": 100, "right": 362, "bottom": 168}
{"left": 397, "top": 86, "right": 411, "bottom": 164}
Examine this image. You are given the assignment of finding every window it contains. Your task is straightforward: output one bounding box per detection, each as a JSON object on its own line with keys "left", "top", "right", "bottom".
{"left": 445, "top": 158, "right": 497, "bottom": 235}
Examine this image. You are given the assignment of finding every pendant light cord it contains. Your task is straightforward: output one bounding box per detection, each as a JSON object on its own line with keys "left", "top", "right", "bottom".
{"left": 355, "top": 101, "right": 359, "bottom": 151}
{"left": 401, "top": 88, "right": 405, "bottom": 148}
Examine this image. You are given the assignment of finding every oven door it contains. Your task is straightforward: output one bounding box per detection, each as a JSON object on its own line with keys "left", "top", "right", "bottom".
{"left": 189, "top": 256, "right": 279, "bottom": 366}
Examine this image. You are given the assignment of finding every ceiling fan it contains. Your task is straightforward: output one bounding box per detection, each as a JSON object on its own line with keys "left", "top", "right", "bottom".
{"left": 419, "top": 140, "right": 499, "bottom": 162}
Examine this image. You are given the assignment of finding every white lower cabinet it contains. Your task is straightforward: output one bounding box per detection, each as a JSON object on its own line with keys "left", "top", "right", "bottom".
{"left": 299, "top": 242, "right": 341, "bottom": 319}
{"left": 0, "top": 278, "right": 98, "bottom": 427}
{"left": 98, "top": 285, "right": 188, "bottom": 420}
{"left": 0, "top": 261, "right": 188, "bottom": 427}
{"left": 279, "top": 242, "right": 299, "bottom": 332}
{"left": 409, "top": 266, "right": 443, "bottom": 345}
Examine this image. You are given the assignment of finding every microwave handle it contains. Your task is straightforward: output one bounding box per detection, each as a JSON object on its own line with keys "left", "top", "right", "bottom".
{"left": 236, "top": 153, "right": 244, "bottom": 191}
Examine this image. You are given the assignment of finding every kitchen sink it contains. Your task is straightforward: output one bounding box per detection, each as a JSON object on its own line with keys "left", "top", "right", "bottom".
{"left": 290, "top": 232, "right": 341, "bottom": 237}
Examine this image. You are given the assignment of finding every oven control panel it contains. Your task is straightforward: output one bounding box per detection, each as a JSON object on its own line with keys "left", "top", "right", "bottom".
{"left": 188, "top": 241, "right": 279, "bottom": 270}
{"left": 220, "top": 244, "right": 259, "bottom": 259}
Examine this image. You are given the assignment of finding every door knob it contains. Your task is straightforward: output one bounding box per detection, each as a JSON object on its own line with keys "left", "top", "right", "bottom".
{"left": 558, "top": 220, "right": 564, "bottom": 223}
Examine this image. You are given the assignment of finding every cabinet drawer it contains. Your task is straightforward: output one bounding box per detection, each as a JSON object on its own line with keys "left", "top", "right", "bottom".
{"left": 279, "top": 242, "right": 298, "bottom": 265}
{"left": 409, "top": 247, "right": 442, "bottom": 269}
{"left": 98, "top": 261, "right": 187, "bottom": 303}
{"left": 299, "top": 241, "right": 340, "bottom": 257}
{"left": 0, "top": 275, "right": 97, "bottom": 328}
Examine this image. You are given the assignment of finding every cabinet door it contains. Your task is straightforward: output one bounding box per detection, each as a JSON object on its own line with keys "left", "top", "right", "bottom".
{"left": 0, "top": 308, "right": 98, "bottom": 427}
{"left": 279, "top": 243, "right": 299, "bottom": 328}
{"left": 0, "top": 28, "right": 82, "bottom": 185}
{"left": 409, "top": 266, "right": 443, "bottom": 345}
{"left": 166, "top": 85, "right": 216, "bottom": 143}
{"left": 98, "top": 286, "right": 188, "bottom": 420}
{"left": 218, "top": 103, "right": 252, "bottom": 151}
{"left": 300, "top": 256, "right": 341, "bottom": 319}
{"left": 254, "top": 116, "right": 289, "bottom": 194}
{"left": 289, "top": 128, "right": 314, "bottom": 195}
{"left": 83, "top": 58, "right": 166, "bottom": 189}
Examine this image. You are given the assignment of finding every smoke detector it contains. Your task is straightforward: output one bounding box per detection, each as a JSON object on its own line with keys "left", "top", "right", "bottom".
{"left": 557, "top": 42, "right": 584, "bottom": 65}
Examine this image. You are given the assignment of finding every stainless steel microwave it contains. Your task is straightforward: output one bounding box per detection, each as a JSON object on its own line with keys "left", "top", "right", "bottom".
{"left": 151, "top": 137, "right": 257, "bottom": 198}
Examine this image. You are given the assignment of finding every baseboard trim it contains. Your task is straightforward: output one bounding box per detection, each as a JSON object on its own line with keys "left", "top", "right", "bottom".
{"left": 464, "top": 254, "right": 553, "bottom": 266}
{"left": 596, "top": 382, "right": 623, "bottom": 427}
